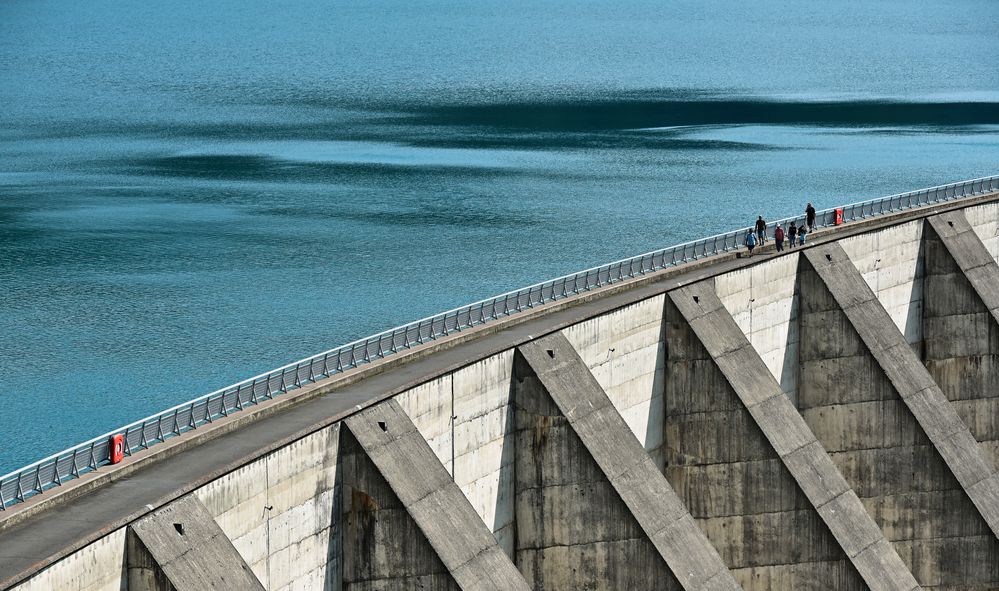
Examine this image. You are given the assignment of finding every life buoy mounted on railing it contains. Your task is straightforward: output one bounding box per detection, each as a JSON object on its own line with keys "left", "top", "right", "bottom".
{"left": 834, "top": 208, "right": 844, "bottom": 225}
{"left": 109, "top": 434, "right": 125, "bottom": 464}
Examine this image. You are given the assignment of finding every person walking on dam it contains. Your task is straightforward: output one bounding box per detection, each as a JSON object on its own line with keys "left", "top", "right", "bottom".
{"left": 744, "top": 228, "right": 757, "bottom": 256}
{"left": 755, "top": 215, "right": 767, "bottom": 244}
{"left": 806, "top": 202, "right": 816, "bottom": 231}
{"left": 798, "top": 225, "right": 807, "bottom": 246}
{"left": 788, "top": 221, "right": 798, "bottom": 248}
{"left": 774, "top": 223, "right": 785, "bottom": 252}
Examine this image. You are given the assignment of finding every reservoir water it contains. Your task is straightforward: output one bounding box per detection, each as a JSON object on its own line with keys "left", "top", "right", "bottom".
{"left": 2, "top": 0, "right": 999, "bottom": 472}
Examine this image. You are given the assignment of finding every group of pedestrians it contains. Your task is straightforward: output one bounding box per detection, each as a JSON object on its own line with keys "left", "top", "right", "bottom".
{"left": 744, "top": 203, "right": 817, "bottom": 256}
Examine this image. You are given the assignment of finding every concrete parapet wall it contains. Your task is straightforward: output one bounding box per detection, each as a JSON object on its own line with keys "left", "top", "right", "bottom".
{"left": 923, "top": 214, "right": 999, "bottom": 469}
{"left": 663, "top": 292, "right": 868, "bottom": 588}
{"left": 451, "top": 351, "right": 516, "bottom": 557}
{"left": 395, "top": 351, "right": 517, "bottom": 557}
{"left": 800, "top": 245, "right": 999, "bottom": 587}
{"left": 510, "top": 347, "right": 683, "bottom": 591}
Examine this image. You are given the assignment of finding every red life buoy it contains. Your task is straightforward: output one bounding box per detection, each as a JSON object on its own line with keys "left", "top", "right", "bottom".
{"left": 110, "top": 434, "right": 125, "bottom": 464}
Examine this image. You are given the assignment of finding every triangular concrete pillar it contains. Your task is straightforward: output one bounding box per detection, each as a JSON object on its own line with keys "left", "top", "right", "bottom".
{"left": 666, "top": 280, "right": 917, "bottom": 590}
{"left": 126, "top": 495, "right": 264, "bottom": 591}
{"left": 925, "top": 211, "right": 999, "bottom": 470}
{"left": 514, "top": 332, "right": 740, "bottom": 591}
{"left": 341, "top": 399, "right": 529, "bottom": 591}
{"left": 800, "top": 243, "right": 999, "bottom": 586}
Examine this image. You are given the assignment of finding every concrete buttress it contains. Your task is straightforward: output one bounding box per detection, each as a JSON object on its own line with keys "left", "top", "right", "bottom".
{"left": 667, "top": 280, "right": 917, "bottom": 591}
{"left": 127, "top": 495, "right": 265, "bottom": 591}
{"left": 516, "top": 332, "right": 741, "bottom": 591}
{"left": 342, "top": 399, "right": 530, "bottom": 591}
{"left": 801, "top": 242, "right": 999, "bottom": 586}
{"left": 512, "top": 345, "right": 682, "bottom": 590}
{"left": 925, "top": 211, "right": 999, "bottom": 473}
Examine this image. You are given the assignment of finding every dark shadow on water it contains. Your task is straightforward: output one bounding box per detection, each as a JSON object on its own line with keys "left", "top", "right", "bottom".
{"left": 21, "top": 90, "right": 999, "bottom": 145}
{"left": 330, "top": 206, "right": 540, "bottom": 230}
{"left": 126, "top": 154, "right": 516, "bottom": 182}
{"left": 404, "top": 133, "right": 783, "bottom": 152}
{"left": 393, "top": 96, "right": 999, "bottom": 132}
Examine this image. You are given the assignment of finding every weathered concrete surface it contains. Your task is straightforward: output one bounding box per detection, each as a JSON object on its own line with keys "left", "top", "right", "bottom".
{"left": 343, "top": 399, "right": 529, "bottom": 591}
{"left": 395, "top": 351, "right": 519, "bottom": 559}
{"left": 518, "top": 333, "right": 740, "bottom": 591}
{"left": 664, "top": 290, "right": 853, "bottom": 589}
{"left": 561, "top": 294, "right": 668, "bottom": 471}
{"left": 965, "top": 201, "right": 999, "bottom": 263}
{"left": 512, "top": 347, "right": 682, "bottom": 590}
{"left": 715, "top": 254, "right": 801, "bottom": 402}
{"left": 801, "top": 243, "right": 999, "bottom": 586}
{"left": 193, "top": 423, "right": 340, "bottom": 590}
{"left": 838, "top": 220, "right": 925, "bottom": 348}
{"left": 669, "top": 281, "right": 916, "bottom": 591}
{"left": 128, "top": 495, "right": 264, "bottom": 591}
{"left": 5, "top": 529, "right": 126, "bottom": 591}
{"left": 451, "top": 352, "right": 517, "bottom": 557}
{"left": 338, "top": 426, "right": 459, "bottom": 590}
{"left": 924, "top": 212, "right": 999, "bottom": 470}
{"left": 126, "top": 529, "right": 173, "bottom": 591}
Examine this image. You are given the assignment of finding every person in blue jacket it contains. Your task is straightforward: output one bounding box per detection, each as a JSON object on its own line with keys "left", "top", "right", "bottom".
{"left": 745, "top": 228, "right": 757, "bottom": 256}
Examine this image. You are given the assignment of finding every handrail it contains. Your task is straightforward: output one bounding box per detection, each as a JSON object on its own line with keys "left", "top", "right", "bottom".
{"left": 2, "top": 174, "right": 998, "bottom": 510}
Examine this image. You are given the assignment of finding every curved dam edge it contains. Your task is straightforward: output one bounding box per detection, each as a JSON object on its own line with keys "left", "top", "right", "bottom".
{"left": 2, "top": 190, "right": 999, "bottom": 589}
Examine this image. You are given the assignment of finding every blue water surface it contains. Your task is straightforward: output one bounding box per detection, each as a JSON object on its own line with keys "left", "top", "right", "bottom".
{"left": 2, "top": 0, "right": 999, "bottom": 472}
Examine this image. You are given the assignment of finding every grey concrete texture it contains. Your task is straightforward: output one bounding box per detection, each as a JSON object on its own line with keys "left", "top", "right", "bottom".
{"left": 127, "top": 529, "right": 176, "bottom": 591}
{"left": 342, "top": 400, "right": 530, "bottom": 591}
{"left": 924, "top": 213, "right": 999, "bottom": 471}
{"left": 338, "top": 426, "right": 460, "bottom": 590}
{"left": 517, "top": 333, "right": 740, "bottom": 591}
{"left": 668, "top": 282, "right": 919, "bottom": 591}
{"left": 128, "top": 495, "right": 264, "bottom": 591}
{"left": 803, "top": 242, "right": 999, "bottom": 540}
{"left": 511, "top": 347, "right": 683, "bottom": 591}
{"left": 928, "top": 212, "right": 999, "bottom": 277}
{"left": 799, "top": 243, "right": 999, "bottom": 587}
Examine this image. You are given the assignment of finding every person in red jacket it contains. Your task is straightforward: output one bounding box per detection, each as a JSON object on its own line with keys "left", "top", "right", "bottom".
{"left": 774, "top": 224, "right": 785, "bottom": 252}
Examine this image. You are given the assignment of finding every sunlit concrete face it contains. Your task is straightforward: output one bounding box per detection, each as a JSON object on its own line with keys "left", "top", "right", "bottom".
{"left": 10, "top": 203, "right": 999, "bottom": 591}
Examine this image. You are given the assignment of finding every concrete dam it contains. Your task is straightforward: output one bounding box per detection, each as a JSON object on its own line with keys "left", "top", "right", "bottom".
{"left": 3, "top": 179, "right": 999, "bottom": 590}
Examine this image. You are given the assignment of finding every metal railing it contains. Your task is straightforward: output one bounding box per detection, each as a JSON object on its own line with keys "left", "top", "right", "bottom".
{"left": 2, "top": 174, "right": 998, "bottom": 511}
